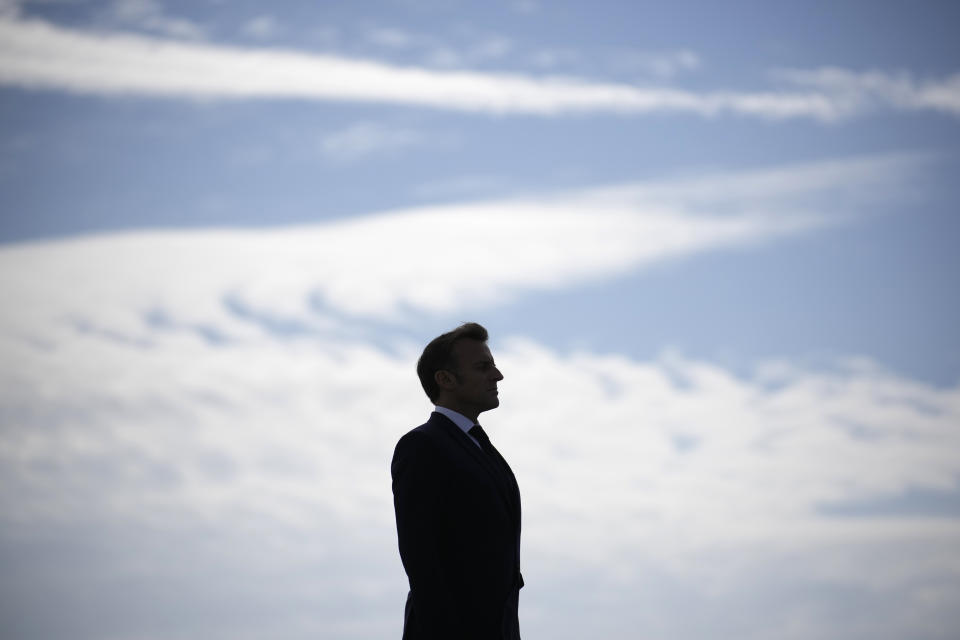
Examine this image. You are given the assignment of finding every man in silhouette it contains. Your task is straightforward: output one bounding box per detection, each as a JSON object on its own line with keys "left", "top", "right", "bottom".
{"left": 392, "top": 322, "right": 523, "bottom": 639}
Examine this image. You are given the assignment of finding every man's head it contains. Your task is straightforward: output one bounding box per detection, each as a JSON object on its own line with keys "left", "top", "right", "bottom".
{"left": 417, "top": 322, "right": 504, "bottom": 421}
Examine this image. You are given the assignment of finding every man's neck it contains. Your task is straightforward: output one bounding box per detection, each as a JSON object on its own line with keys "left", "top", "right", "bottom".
{"left": 434, "top": 399, "right": 479, "bottom": 423}
{"left": 436, "top": 403, "right": 477, "bottom": 428}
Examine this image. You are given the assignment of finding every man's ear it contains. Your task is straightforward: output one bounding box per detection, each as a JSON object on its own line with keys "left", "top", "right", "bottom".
{"left": 435, "top": 369, "right": 457, "bottom": 391}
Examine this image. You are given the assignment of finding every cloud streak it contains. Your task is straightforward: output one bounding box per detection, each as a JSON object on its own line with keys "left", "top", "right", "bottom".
{"left": 109, "top": 0, "right": 206, "bottom": 40}
{"left": 318, "top": 121, "right": 433, "bottom": 162}
{"left": 0, "top": 154, "right": 919, "bottom": 345}
{"left": 1, "top": 17, "right": 958, "bottom": 120}
{"left": 777, "top": 67, "right": 960, "bottom": 117}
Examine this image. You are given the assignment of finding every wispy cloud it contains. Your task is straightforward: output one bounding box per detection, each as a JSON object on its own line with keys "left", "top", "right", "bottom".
{"left": 109, "top": 0, "right": 205, "bottom": 40}
{"left": 511, "top": 0, "right": 540, "bottom": 14}
{"left": 528, "top": 47, "right": 582, "bottom": 69}
{"left": 361, "top": 25, "right": 512, "bottom": 68}
{"left": 1, "top": 154, "right": 914, "bottom": 342}
{"left": 610, "top": 48, "right": 701, "bottom": 78}
{"left": 239, "top": 14, "right": 281, "bottom": 41}
{"left": 0, "top": 0, "right": 20, "bottom": 19}
{"left": 412, "top": 173, "right": 510, "bottom": 198}
{"left": 364, "top": 25, "right": 416, "bottom": 49}
{"left": 777, "top": 66, "right": 960, "bottom": 117}
{"left": 469, "top": 34, "right": 513, "bottom": 61}
{"left": 318, "top": 121, "right": 433, "bottom": 162}
{"left": 1, "top": 16, "right": 958, "bottom": 120}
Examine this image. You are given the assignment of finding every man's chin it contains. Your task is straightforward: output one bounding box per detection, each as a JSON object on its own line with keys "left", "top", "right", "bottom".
{"left": 477, "top": 399, "right": 500, "bottom": 414}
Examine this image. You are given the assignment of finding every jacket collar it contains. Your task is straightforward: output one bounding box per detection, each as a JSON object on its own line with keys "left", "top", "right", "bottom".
{"left": 429, "top": 412, "right": 519, "bottom": 525}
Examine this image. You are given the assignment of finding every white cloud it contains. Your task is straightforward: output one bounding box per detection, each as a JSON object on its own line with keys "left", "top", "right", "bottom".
{"left": 1, "top": 16, "right": 957, "bottom": 120}
{"left": 0, "top": 0, "right": 21, "bottom": 19}
{"left": 577, "top": 152, "right": 933, "bottom": 214}
{"left": 412, "top": 173, "right": 509, "bottom": 198}
{"left": 422, "top": 45, "right": 462, "bottom": 68}
{"left": 309, "top": 25, "right": 339, "bottom": 48}
{"left": 528, "top": 47, "right": 582, "bottom": 69}
{"left": 110, "top": 0, "right": 205, "bottom": 40}
{"left": 511, "top": 0, "right": 540, "bottom": 14}
{"left": 1, "top": 289, "right": 958, "bottom": 638}
{"left": 364, "top": 25, "right": 415, "bottom": 49}
{"left": 0, "top": 154, "right": 913, "bottom": 343}
{"left": 360, "top": 26, "right": 511, "bottom": 68}
{"left": 240, "top": 14, "right": 281, "bottom": 41}
{"left": 0, "top": 156, "right": 960, "bottom": 640}
{"left": 0, "top": 153, "right": 953, "bottom": 639}
{"left": 778, "top": 67, "right": 960, "bottom": 116}
{"left": 500, "top": 344, "right": 960, "bottom": 560}
{"left": 318, "top": 121, "right": 432, "bottom": 162}
{"left": 470, "top": 35, "right": 513, "bottom": 61}
{"left": 611, "top": 48, "right": 701, "bottom": 78}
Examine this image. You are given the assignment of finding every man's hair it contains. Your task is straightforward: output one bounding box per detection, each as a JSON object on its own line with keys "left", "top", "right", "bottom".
{"left": 417, "top": 322, "right": 489, "bottom": 403}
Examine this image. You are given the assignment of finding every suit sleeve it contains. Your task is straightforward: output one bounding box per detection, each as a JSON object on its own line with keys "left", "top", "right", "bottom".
{"left": 391, "top": 432, "right": 466, "bottom": 638}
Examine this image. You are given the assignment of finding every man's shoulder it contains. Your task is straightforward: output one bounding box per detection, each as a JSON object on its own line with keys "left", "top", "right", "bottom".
{"left": 391, "top": 414, "right": 457, "bottom": 476}
{"left": 394, "top": 413, "right": 460, "bottom": 456}
{"left": 397, "top": 413, "right": 450, "bottom": 446}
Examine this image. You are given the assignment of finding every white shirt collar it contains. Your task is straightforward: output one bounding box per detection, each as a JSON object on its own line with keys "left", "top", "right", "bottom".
{"left": 434, "top": 405, "right": 475, "bottom": 435}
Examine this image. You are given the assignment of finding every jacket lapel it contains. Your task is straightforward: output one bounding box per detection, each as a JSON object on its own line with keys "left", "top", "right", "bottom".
{"left": 488, "top": 443, "right": 521, "bottom": 523}
{"left": 431, "top": 413, "right": 518, "bottom": 522}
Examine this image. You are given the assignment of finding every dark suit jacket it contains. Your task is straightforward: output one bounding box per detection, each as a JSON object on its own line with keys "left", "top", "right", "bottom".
{"left": 392, "top": 412, "right": 523, "bottom": 640}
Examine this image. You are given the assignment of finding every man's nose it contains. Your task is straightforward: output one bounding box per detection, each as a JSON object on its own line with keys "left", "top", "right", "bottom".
{"left": 493, "top": 367, "right": 504, "bottom": 381}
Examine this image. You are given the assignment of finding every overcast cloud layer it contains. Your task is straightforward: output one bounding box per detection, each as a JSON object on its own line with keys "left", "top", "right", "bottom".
{"left": 3, "top": 155, "right": 959, "bottom": 639}
{"left": 3, "top": 314, "right": 959, "bottom": 640}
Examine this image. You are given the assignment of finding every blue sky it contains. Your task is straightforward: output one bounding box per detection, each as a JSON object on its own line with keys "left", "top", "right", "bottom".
{"left": 1, "top": 1, "right": 959, "bottom": 639}
{"left": 2, "top": 0, "right": 959, "bottom": 385}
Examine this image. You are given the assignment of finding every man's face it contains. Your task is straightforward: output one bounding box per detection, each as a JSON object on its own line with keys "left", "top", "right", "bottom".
{"left": 445, "top": 339, "right": 504, "bottom": 418}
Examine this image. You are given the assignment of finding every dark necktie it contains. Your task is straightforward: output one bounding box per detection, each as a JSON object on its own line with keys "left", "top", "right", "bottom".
{"left": 469, "top": 424, "right": 511, "bottom": 484}
{"left": 469, "top": 424, "right": 518, "bottom": 513}
{"left": 468, "top": 424, "right": 497, "bottom": 458}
